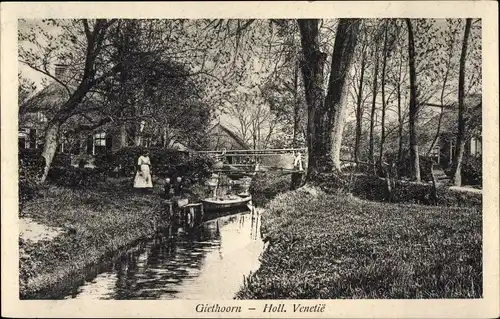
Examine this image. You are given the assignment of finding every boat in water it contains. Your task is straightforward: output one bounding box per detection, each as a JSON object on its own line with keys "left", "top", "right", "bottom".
{"left": 201, "top": 194, "right": 252, "bottom": 212}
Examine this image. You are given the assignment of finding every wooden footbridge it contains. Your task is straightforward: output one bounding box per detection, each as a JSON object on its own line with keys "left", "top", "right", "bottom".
{"left": 194, "top": 148, "right": 307, "bottom": 174}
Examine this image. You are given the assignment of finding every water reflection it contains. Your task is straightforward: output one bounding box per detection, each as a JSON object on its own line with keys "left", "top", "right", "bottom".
{"left": 64, "top": 209, "right": 263, "bottom": 300}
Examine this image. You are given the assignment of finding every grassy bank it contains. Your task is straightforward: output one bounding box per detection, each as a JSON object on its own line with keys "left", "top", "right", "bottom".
{"left": 19, "top": 178, "right": 166, "bottom": 298}
{"left": 249, "top": 172, "right": 292, "bottom": 207}
{"left": 237, "top": 187, "right": 482, "bottom": 299}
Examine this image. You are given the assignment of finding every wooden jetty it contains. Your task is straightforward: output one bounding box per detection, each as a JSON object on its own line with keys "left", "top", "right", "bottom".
{"left": 163, "top": 199, "right": 204, "bottom": 227}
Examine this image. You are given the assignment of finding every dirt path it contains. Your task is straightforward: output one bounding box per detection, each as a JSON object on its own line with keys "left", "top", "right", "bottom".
{"left": 449, "top": 186, "right": 482, "bottom": 194}
{"left": 19, "top": 217, "right": 63, "bottom": 243}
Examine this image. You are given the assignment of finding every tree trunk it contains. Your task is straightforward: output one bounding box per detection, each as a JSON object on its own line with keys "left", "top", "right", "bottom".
{"left": 453, "top": 18, "right": 472, "bottom": 186}
{"left": 406, "top": 18, "right": 421, "bottom": 182}
{"left": 298, "top": 19, "right": 328, "bottom": 175}
{"left": 39, "top": 121, "right": 61, "bottom": 183}
{"left": 119, "top": 123, "right": 127, "bottom": 148}
{"left": 330, "top": 92, "right": 350, "bottom": 170}
{"left": 354, "top": 49, "right": 367, "bottom": 163}
{"left": 369, "top": 42, "right": 380, "bottom": 166}
{"left": 397, "top": 80, "right": 403, "bottom": 165}
{"left": 292, "top": 58, "right": 300, "bottom": 148}
{"left": 326, "top": 19, "right": 361, "bottom": 171}
{"left": 396, "top": 39, "right": 404, "bottom": 167}
{"left": 299, "top": 19, "right": 360, "bottom": 177}
{"left": 378, "top": 22, "right": 389, "bottom": 167}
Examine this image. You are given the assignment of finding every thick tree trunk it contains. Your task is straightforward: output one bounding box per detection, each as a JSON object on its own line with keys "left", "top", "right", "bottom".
{"left": 378, "top": 22, "right": 389, "bottom": 167}
{"left": 326, "top": 19, "right": 361, "bottom": 171}
{"left": 330, "top": 92, "right": 349, "bottom": 170}
{"left": 39, "top": 121, "right": 61, "bottom": 183}
{"left": 299, "top": 19, "right": 360, "bottom": 177}
{"left": 298, "top": 19, "right": 329, "bottom": 175}
{"left": 354, "top": 50, "right": 367, "bottom": 163}
{"left": 453, "top": 18, "right": 472, "bottom": 186}
{"left": 406, "top": 18, "right": 421, "bottom": 182}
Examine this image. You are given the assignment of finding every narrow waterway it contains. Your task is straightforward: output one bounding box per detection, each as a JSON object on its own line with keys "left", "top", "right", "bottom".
{"left": 62, "top": 208, "right": 264, "bottom": 300}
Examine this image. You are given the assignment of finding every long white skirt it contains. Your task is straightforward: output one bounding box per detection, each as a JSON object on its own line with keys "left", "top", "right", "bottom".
{"left": 134, "top": 164, "right": 153, "bottom": 188}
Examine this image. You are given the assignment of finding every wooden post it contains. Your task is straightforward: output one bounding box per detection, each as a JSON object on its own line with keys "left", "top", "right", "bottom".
{"left": 291, "top": 171, "right": 305, "bottom": 190}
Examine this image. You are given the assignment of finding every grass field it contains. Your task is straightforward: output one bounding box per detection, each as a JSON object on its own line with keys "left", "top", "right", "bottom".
{"left": 237, "top": 187, "right": 482, "bottom": 299}
{"left": 19, "top": 178, "right": 165, "bottom": 298}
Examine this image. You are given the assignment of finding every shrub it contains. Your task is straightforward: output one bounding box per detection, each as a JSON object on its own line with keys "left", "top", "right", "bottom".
{"left": 386, "top": 150, "right": 434, "bottom": 182}
{"left": 462, "top": 157, "right": 482, "bottom": 186}
{"left": 47, "top": 166, "right": 106, "bottom": 188}
{"left": 346, "top": 173, "right": 481, "bottom": 209}
{"left": 348, "top": 174, "right": 388, "bottom": 201}
{"left": 437, "top": 187, "right": 482, "bottom": 209}
{"left": 419, "top": 156, "right": 434, "bottom": 182}
{"left": 19, "top": 149, "right": 72, "bottom": 205}
{"left": 19, "top": 155, "right": 45, "bottom": 206}
{"left": 94, "top": 153, "right": 116, "bottom": 175}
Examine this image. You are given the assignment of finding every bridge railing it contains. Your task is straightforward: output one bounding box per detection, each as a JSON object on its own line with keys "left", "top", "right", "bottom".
{"left": 194, "top": 148, "right": 307, "bottom": 156}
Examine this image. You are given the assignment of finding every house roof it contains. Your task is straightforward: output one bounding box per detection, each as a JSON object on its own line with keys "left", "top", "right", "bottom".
{"left": 208, "top": 123, "right": 249, "bottom": 149}
{"left": 420, "top": 94, "right": 482, "bottom": 136}
{"left": 20, "top": 81, "right": 106, "bottom": 132}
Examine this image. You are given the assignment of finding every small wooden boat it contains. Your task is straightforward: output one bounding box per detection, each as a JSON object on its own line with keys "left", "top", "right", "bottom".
{"left": 201, "top": 195, "right": 252, "bottom": 212}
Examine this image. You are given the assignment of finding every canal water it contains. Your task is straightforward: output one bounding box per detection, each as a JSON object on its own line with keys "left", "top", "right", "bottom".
{"left": 60, "top": 209, "right": 264, "bottom": 300}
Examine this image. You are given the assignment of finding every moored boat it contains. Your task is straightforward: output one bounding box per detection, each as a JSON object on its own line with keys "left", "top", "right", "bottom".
{"left": 201, "top": 195, "right": 252, "bottom": 212}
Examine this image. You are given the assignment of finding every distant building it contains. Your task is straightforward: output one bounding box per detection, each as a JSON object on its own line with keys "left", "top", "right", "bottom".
{"left": 206, "top": 123, "right": 249, "bottom": 151}
{"left": 421, "top": 94, "right": 482, "bottom": 166}
{"left": 19, "top": 65, "right": 191, "bottom": 166}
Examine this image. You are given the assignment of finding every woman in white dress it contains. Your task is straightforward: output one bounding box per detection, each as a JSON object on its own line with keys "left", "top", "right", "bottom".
{"left": 134, "top": 151, "right": 153, "bottom": 191}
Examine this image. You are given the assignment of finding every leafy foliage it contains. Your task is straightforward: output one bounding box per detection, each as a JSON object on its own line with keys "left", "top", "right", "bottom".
{"left": 461, "top": 157, "right": 482, "bottom": 186}
{"left": 19, "top": 149, "right": 72, "bottom": 205}
{"left": 47, "top": 167, "right": 107, "bottom": 188}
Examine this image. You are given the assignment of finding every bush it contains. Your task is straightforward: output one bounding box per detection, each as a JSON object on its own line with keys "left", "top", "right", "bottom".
{"left": 386, "top": 150, "right": 434, "bottom": 182}
{"left": 348, "top": 174, "right": 388, "bottom": 201}
{"left": 419, "top": 156, "right": 434, "bottom": 182}
{"left": 93, "top": 153, "right": 116, "bottom": 175}
{"left": 347, "top": 173, "right": 481, "bottom": 209}
{"left": 19, "top": 155, "right": 45, "bottom": 205}
{"left": 462, "top": 157, "right": 482, "bottom": 186}
{"left": 19, "top": 149, "right": 72, "bottom": 205}
{"left": 437, "top": 187, "right": 482, "bottom": 209}
{"left": 47, "top": 166, "right": 106, "bottom": 188}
